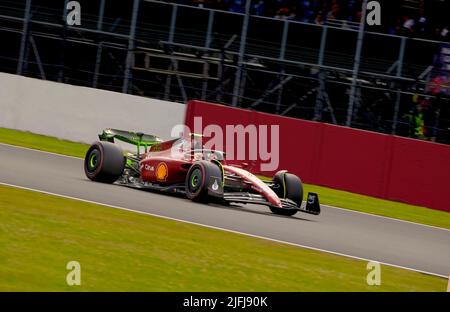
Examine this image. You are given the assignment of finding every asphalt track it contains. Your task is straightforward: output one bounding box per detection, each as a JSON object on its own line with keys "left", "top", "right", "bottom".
{"left": 0, "top": 143, "right": 449, "bottom": 277}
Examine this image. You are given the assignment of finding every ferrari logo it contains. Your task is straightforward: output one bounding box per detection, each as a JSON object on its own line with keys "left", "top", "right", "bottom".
{"left": 156, "top": 162, "right": 168, "bottom": 181}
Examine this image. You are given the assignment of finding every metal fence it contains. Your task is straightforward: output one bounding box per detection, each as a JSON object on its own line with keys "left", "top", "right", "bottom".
{"left": 0, "top": 0, "right": 449, "bottom": 144}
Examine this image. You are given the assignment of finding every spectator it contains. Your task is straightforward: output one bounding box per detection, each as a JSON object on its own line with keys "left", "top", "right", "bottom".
{"left": 416, "top": 16, "right": 427, "bottom": 37}
{"left": 441, "top": 26, "right": 449, "bottom": 40}
{"left": 228, "top": 0, "right": 245, "bottom": 13}
{"left": 274, "top": 6, "right": 296, "bottom": 20}
{"left": 192, "top": 0, "right": 208, "bottom": 8}
{"left": 314, "top": 12, "right": 324, "bottom": 25}
{"left": 298, "top": 0, "right": 315, "bottom": 23}
{"left": 404, "top": 96, "right": 427, "bottom": 140}
{"left": 253, "top": 0, "right": 265, "bottom": 16}
{"left": 402, "top": 15, "right": 415, "bottom": 35}
{"left": 168, "top": 0, "right": 450, "bottom": 42}
{"left": 326, "top": 0, "right": 340, "bottom": 21}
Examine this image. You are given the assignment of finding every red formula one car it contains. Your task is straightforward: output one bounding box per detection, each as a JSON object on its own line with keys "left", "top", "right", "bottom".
{"left": 84, "top": 129, "right": 320, "bottom": 217}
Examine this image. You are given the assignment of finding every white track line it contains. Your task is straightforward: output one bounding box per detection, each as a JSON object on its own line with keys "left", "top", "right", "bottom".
{"left": 1, "top": 142, "right": 449, "bottom": 233}
{"left": 0, "top": 181, "right": 446, "bottom": 279}
{"left": 325, "top": 204, "right": 450, "bottom": 233}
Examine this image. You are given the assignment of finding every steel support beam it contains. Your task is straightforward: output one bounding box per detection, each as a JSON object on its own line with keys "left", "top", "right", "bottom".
{"left": 164, "top": 5, "right": 178, "bottom": 99}
{"left": 22, "top": 35, "right": 32, "bottom": 74}
{"left": 29, "top": 35, "right": 46, "bottom": 79}
{"left": 93, "top": 0, "right": 106, "bottom": 88}
{"left": 391, "top": 36, "right": 406, "bottom": 134}
{"left": 276, "top": 20, "right": 289, "bottom": 113}
{"left": 202, "top": 10, "right": 214, "bottom": 100}
{"left": 122, "top": 0, "right": 140, "bottom": 93}
{"left": 173, "top": 60, "right": 188, "bottom": 103}
{"left": 238, "top": 66, "right": 247, "bottom": 105}
{"left": 58, "top": 0, "right": 70, "bottom": 82}
{"left": 231, "top": 0, "right": 251, "bottom": 107}
{"left": 346, "top": 0, "right": 368, "bottom": 126}
{"left": 168, "top": 4, "right": 177, "bottom": 43}
{"left": 314, "top": 25, "right": 328, "bottom": 121}
{"left": 17, "top": 0, "right": 32, "bottom": 75}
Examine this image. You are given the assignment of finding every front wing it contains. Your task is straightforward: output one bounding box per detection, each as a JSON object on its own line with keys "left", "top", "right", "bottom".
{"left": 223, "top": 192, "right": 321, "bottom": 215}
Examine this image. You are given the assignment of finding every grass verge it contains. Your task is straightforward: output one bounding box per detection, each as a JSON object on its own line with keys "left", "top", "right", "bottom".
{"left": 0, "top": 184, "right": 446, "bottom": 291}
{"left": 303, "top": 184, "right": 450, "bottom": 230}
{"left": 1, "top": 127, "right": 449, "bottom": 230}
{"left": 0, "top": 127, "right": 88, "bottom": 158}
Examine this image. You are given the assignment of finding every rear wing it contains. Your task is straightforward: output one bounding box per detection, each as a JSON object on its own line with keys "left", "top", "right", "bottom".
{"left": 98, "top": 128, "right": 163, "bottom": 155}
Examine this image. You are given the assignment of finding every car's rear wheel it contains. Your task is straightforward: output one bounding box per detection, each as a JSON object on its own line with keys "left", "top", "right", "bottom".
{"left": 84, "top": 141, "right": 125, "bottom": 183}
{"left": 270, "top": 171, "right": 303, "bottom": 216}
{"left": 185, "top": 161, "right": 222, "bottom": 202}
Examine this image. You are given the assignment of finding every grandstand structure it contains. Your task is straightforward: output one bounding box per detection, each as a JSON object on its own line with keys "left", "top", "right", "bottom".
{"left": 0, "top": 0, "right": 449, "bottom": 143}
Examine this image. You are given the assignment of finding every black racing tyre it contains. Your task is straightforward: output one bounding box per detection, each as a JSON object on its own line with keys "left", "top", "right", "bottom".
{"left": 270, "top": 171, "right": 304, "bottom": 216}
{"left": 185, "top": 161, "right": 222, "bottom": 202}
{"left": 84, "top": 141, "right": 125, "bottom": 183}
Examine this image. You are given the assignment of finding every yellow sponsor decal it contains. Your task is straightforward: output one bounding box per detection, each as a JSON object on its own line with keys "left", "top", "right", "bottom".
{"left": 156, "top": 162, "right": 168, "bottom": 181}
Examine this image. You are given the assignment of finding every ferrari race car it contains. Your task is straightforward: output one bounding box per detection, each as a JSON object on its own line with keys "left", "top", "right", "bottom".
{"left": 83, "top": 129, "right": 321, "bottom": 217}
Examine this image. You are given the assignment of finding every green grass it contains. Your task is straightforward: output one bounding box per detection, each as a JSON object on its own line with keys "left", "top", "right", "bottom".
{"left": 302, "top": 184, "right": 450, "bottom": 230}
{"left": 1, "top": 127, "right": 449, "bottom": 230}
{"left": 0, "top": 185, "right": 446, "bottom": 291}
{"left": 0, "top": 127, "right": 88, "bottom": 158}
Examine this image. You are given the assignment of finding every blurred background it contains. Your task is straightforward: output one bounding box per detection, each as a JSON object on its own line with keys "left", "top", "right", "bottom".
{"left": 1, "top": 0, "right": 449, "bottom": 143}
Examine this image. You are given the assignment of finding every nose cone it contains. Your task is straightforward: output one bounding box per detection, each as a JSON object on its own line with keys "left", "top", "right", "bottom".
{"left": 223, "top": 165, "right": 284, "bottom": 208}
{"left": 266, "top": 189, "right": 283, "bottom": 208}
{"left": 252, "top": 175, "right": 283, "bottom": 208}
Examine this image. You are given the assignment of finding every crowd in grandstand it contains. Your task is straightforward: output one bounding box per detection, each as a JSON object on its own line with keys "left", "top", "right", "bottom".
{"left": 168, "top": 0, "right": 449, "bottom": 41}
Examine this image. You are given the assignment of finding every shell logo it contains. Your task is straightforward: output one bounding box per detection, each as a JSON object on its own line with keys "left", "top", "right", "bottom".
{"left": 156, "top": 162, "right": 168, "bottom": 181}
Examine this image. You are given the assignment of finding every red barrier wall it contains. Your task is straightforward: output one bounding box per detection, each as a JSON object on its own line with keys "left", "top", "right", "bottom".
{"left": 185, "top": 100, "right": 450, "bottom": 212}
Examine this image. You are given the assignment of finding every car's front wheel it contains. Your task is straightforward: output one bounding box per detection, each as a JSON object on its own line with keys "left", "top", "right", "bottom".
{"left": 185, "top": 161, "right": 222, "bottom": 202}
{"left": 269, "top": 171, "right": 303, "bottom": 216}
